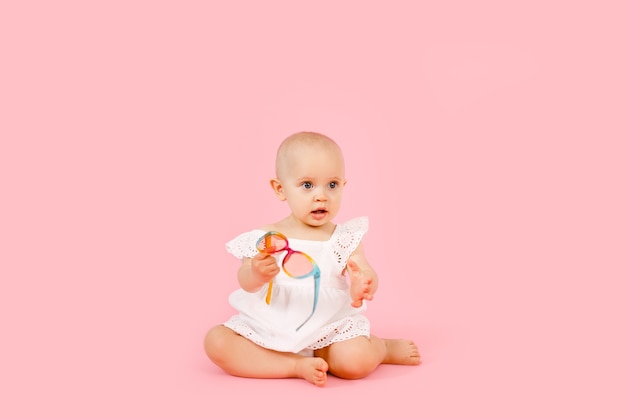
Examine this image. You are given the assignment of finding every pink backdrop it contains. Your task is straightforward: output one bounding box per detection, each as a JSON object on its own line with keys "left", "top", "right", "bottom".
{"left": 2, "top": 1, "right": 624, "bottom": 416}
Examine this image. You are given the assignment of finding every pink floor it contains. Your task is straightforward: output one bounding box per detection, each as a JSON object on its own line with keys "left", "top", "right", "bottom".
{"left": 2, "top": 2, "right": 624, "bottom": 416}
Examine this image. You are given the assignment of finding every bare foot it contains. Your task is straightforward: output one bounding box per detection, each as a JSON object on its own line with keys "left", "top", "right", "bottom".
{"left": 295, "top": 357, "right": 329, "bottom": 386}
{"left": 382, "top": 339, "right": 422, "bottom": 365}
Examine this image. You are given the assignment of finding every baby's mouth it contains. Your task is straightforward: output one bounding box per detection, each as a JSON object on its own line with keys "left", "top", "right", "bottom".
{"left": 311, "top": 209, "right": 327, "bottom": 214}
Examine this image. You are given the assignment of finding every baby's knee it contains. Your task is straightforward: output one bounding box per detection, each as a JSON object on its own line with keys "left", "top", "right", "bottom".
{"left": 331, "top": 360, "right": 377, "bottom": 380}
{"left": 329, "top": 351, "right": 379, "bottom": 379}
{"left": 203, "top": 325, "right": 229, "bottom": 360}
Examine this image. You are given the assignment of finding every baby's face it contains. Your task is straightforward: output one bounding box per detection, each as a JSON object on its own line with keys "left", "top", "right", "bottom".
{"left": 277, "top": 143, "right": 346, "bottom": 228}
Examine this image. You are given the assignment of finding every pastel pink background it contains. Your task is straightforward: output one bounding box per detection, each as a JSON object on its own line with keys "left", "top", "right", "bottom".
{"left": 1, "top": 1, "right": 624, "bottom": 416}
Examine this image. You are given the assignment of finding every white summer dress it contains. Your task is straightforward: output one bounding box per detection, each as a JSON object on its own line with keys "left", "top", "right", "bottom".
{"left": 223, "top": 217, "right": 371, "bottom": 354}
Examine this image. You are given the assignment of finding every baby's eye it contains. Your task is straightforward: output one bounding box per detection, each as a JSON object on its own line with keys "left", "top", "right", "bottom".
{"left": 328, "top": 181, "right": 338, "bottom": 189}
{"left": 302, "top": 181, "right": 313, "bottom": 189}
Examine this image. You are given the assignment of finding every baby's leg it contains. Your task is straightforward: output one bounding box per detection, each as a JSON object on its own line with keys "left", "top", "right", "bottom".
{"left": 204, "top": 325, "right": 328, "bottom": 386}
{"left": 315, "top": 335, "right": 421, "bottom": 380}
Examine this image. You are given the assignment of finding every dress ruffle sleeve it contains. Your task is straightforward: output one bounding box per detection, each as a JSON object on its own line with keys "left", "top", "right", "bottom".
{"left": 225, "top": 230, "right": 266, "bottom": 259}
{"left": 331, "top": 216, "right": 369, "bottom": 270}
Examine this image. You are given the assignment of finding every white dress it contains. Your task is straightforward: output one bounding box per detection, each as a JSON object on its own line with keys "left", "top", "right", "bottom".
{"left": 222, "top": 217, "right": 371, "bottom": 354}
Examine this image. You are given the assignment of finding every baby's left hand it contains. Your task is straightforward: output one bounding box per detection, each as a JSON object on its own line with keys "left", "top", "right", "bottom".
{"left": 347, "top": 260, "right": 374, "bottom": 308}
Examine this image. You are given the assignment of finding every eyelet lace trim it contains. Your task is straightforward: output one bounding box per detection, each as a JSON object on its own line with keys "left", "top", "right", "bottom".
{"left": 223, "top": 315, "right": 370, "bottom": 351}
{"left": 225, "top": 230, "right": 265, "bottom": 259}
{"left": 225, "top": 217, "right": 369, "bottom": 263}
{"left": 307, "top": 315, "right": 370, "bottom": 350}
{"left": 331, "top": 216, "right": 369, "bottom": 270}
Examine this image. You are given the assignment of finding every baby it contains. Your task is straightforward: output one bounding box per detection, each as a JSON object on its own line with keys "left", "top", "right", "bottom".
{"left": 204, "top": 132, "right": 421, "bottom": 386}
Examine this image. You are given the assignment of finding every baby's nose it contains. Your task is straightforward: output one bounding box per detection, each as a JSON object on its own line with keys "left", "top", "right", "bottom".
{"left": 314, "top": 192, "right": 328, "bottom": 201}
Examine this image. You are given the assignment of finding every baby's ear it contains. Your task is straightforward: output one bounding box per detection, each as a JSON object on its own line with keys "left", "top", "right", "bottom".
{"left": 269, "top": 178, "right": 286, "bottom": 201}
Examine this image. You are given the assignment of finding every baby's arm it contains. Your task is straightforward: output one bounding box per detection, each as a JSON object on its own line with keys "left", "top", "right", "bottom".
{"left": 238, "top": 253, "right": 279, "bottom": 293}
{"left": 346, "top": 242, "right": 379, "bottom": 308}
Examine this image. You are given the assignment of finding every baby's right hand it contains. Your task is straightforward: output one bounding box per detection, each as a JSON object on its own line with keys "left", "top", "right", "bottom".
{"left": 251, "top": 252, "right": 280, "bottom": 283}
